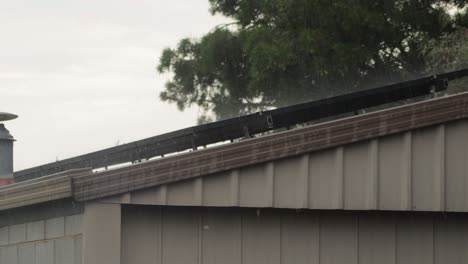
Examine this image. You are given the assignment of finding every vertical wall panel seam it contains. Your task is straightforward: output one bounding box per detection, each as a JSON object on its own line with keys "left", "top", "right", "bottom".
{"left": 198, "top": 214, "right": 203, "bottom": 264}
{"left": 402, "top": 131, "right": 413, "bottom": 211}
{"left": 43, "top": 222, "right": 47, "bottom": 245}
{"left": 53, "top": 238, "right": 57, "bottom": 264}
{"left": 431, "top": 216, "right": 435, "bottom": 264}
{"left": 5, "top": 226, "right": 9, "bottom": 246}
{"left": 159, "top": 207, "right": 163, "bottom": 264}
{"left": 369, "top": 140, "right": 379, "bottom": 210}
{"left": 194, "top": 178, "right": 203, "bottom": 206}
{"left": 266, "top": 162, "right": 275, "bottom": 207}
{"left": 160, "top": 186, "right": 168, "bottom": 206}
{"left": 299, "top": 154, "right": 309, "bottom": 209}
{"left": 464, "top": 122, "right": 468, "bottom": 211}
{"left": 436, "top": 125, "right": 446, "bottom": 212}
{"left": 117, "top": 204, "right": 122, "bottom": 264}
{"left": 230, "top": 170, "right": 240, "bottom": 207}
{"left": 464, "top": 213, "right": 468, "bottom": 263}
{"left": 394, "top": 218, "right": 397, "bottom": 264}
{"left": 63, "top": 215, "right": 66, "bottom": 240}
{"left": 356, "top": 215, "right": 360, "bottom": 264}
{"left": 279, "top": 214, "right": 282, "bottom": 264}
{"left": 317, "top": 214, "right": 321, "bottom": 264}
{"left": 314, "top": 215, "right": 320, "bottom": 264}
{"left": 75, "top": 235, "right": 80, "bottom": 264}
{"left": 335, "top": 147, "right": 344, "bottom": 209}
{"left": 240, "top": 214, "right": 243, "bottom": 264}
{"left": 25, "top": 223, "right": 29, "bottom": 245}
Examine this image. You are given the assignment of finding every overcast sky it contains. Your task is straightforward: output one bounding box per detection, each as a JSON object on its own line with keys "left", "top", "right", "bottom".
{"left": 0, "top": 0, "right": 228, "bottom": 170}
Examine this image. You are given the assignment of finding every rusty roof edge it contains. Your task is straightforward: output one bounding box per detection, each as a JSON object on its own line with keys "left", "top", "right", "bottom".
{"left": 72, "top": 91, "right": 468, "bottom": 202}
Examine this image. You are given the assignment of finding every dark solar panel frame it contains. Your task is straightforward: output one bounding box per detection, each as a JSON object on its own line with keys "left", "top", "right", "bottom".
{"left": 14, "top": 69, "right": 468, "bottom": 182}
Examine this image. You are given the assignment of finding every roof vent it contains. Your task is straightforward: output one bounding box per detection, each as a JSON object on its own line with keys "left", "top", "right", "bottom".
{"left": 0, "top": 112, "right": 18, "bottom": 187}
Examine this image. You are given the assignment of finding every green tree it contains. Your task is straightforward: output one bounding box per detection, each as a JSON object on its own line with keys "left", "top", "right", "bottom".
{"left": 158, "top": 0, "right": 468, "bottom": 121}
{"left": 423, "top": 26, "right": 468, "bottom": 93}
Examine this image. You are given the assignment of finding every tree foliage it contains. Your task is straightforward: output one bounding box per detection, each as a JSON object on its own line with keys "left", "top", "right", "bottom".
{"left": 423, "top": 26, "right": 468, "bottom": 92}
{"left": 158, "top": 0, "right": 468, "bottom": 121}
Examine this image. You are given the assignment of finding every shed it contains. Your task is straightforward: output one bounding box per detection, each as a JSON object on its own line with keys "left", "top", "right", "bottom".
{"left": 2, "top": 91, "right": 468, "bottom": 264}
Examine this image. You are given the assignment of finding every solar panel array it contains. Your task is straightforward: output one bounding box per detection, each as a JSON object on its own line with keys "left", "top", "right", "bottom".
{"left": 14, "top": 69, "right": 468, "bottom": 182}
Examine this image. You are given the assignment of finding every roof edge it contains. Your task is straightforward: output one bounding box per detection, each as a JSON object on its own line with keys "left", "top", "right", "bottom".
{"left": 0, "top": 168, "right": 91, "bottom": 211}
{"left": 3, "top": 91, "right": 468, "bottom": 211}
{"left": 73, "top": 91, "right": 468, "bottom": 201}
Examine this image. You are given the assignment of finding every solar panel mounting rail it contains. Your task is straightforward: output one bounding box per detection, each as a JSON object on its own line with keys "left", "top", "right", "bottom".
{"left": 14, "top": 68, "right": 468, "bottom": 182}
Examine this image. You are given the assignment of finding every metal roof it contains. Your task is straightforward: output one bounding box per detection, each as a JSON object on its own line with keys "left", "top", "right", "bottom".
{"left": 0, "top": 168, "right": 89, "bottom": 210}
{"left": 1, "top": 91, "right": 468, "bottom": 211}
{"left": 72, "top": 91, "right": 468, "bottom": 203}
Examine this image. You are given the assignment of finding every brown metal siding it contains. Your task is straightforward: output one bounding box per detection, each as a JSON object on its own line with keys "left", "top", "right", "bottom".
{"left": 102, "top": 119, "right": 468, "bottom": 212}
{"left": 121, "top": 206, "right": 468, "bottom": 264}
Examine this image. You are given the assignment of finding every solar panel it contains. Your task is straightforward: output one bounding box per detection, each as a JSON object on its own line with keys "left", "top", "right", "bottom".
{"left": 14, "top": 68, "right": 468, "bottom": 181}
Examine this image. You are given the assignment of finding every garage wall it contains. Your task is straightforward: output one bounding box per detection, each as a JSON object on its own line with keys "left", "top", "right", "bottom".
{"left": 0, "top": 214, "right": 82, "bottom": 264}
{"left": 121, "top": 205, "right": 468, "bottom": 264}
